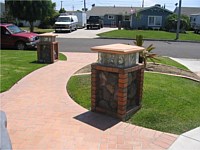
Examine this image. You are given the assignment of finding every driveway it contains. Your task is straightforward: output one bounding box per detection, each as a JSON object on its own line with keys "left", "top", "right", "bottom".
{"left": 50, "top": 27, "right": 117, "bottom": 38}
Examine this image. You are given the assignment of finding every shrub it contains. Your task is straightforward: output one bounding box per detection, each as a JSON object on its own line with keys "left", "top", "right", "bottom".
{"left": 165, "top": 14, "right": 190, "bottom": 32}
{"left": 134, "top": 35, "right": 156, "bottom": 67}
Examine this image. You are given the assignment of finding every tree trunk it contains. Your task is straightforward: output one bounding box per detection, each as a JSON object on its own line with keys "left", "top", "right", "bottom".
{"left": 139, "top": 55, "right": 144, "bottom": 63}
{"left": 29, "top": 21, "right": 34, "bottom": 32}
{"left": 144, "top": 58, "right": 147, "bottom": 68}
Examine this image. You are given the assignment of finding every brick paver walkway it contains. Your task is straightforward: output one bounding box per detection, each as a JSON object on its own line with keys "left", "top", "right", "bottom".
{"left": 0, "top": 52, "right": 178, "bottom": 150}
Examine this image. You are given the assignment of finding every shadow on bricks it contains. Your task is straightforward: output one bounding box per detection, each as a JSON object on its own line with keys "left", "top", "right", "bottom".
{"left": 74, "top": 111, "right": 120, "bottom": 130}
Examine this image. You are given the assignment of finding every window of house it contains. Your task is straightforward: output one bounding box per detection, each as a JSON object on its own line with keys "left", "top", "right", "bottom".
{"left": 108, "top": 15, "right": 114, "bottom": 20}
{"left": 148, "top": 16, "right": 162, "bottom": 26}
{"left": 124, "top": 15, "right": 130, "bottom": 21}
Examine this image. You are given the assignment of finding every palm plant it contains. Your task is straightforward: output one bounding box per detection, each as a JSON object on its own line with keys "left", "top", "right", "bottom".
{"left": 134, "top": 35, "right": 157, "bottom": 68}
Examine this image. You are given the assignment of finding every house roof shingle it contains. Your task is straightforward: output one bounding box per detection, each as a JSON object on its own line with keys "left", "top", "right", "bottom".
{"left": 87, "top": 5, "right": 173, "bottom": 17}
{"left": 174, "top": 7, "right": 200, "bottom": 16}
{"left": 86, "top": 6, "right": 141, "bottom": 16}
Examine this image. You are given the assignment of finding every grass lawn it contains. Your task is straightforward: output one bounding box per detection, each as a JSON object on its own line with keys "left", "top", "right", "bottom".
{"left": 98, "top": 30, "right": 200, "bottom": 41}
{"left": 148, "top": 56, "right": 189, "bottom": 70}
{"left": 0, "top": 50, "right": 67, "bottom": 93}
{"left": 21, "top": 27, "right": 54, "bottom": 34}
{"left": 67, "top": 73, "right": 200, "bottom": 134}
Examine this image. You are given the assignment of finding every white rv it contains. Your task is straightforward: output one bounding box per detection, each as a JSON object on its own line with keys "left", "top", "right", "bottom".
{"left": 55, "top": 15, "right": 78, "bottom": 33}
{"left": 190, "top": 13, "right": 200, "bottom": 34}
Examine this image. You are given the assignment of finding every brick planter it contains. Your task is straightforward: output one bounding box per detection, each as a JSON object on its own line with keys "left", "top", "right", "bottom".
{"left": 91, "top": 44, "right": 145, "bottom": 121}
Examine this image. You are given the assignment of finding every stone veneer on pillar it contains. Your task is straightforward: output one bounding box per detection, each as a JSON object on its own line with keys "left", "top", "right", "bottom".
{"left": 37, "top": 34, "right": 58, "bottom": 63}
{"left": 91, "top": 43, "right": 145, "bottom": 121}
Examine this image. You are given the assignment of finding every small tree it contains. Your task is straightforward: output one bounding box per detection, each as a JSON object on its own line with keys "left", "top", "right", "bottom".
{"left": 134, "top": 35, "right": 156, "bottom": 68}
{"left": 59, "top": 8, "right": 66, "bottom": 13}
{"left": 165, "top": 14, "right": 190, "bottom": 32}
{"left": 6, "top": 0, "right": 56, "bottom": 32}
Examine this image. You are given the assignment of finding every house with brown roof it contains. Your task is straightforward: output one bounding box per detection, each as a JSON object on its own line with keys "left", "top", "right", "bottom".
{"left": 87, "top": 4, "right": 173, "bottom": 29}
{"left": 86, "top": 6, "right": 141, "bottom": 27}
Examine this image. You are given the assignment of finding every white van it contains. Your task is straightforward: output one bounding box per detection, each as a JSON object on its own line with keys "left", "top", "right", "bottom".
{"left": 64, "top": 11, "right": 86, "bottom": 28}
{"left": 55, "top": 15, "right": 78, "bottom": 33}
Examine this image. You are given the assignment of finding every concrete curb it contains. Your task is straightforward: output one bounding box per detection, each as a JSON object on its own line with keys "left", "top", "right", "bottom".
{"left": 96, "top": 37, "right": 200, "bottom": 43}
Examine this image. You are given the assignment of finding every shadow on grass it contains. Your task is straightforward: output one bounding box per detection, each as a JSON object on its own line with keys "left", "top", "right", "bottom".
{"left": 74, "top": 111, "right": 120, "bottom": 131}
{"left": 30, "top": 60, "right": 51, "bottom": 64}
{"left": 0, "top": 47, "right": 37, "bottom": 51}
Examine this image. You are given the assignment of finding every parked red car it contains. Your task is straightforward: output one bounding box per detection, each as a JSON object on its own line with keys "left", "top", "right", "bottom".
{"left": 0, "top": 23, "right": 39, "bottom": 50}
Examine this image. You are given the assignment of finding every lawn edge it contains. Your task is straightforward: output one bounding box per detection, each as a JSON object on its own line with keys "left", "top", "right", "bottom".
{"left": 96, "top": 36, "right": 200, "bottom": 43}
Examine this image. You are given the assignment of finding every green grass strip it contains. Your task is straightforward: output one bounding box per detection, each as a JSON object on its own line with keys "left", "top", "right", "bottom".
{"left": 0, "top": 50, "right": 66, "bottom": 92}
{"left": 98, "top": 30, "right": 200, "bottom": 41}
{"left": 67, "top": 73, "right": 200, "bottom": 134}
{"left": 148, "top": 57, "right": 189, "bottom": 70}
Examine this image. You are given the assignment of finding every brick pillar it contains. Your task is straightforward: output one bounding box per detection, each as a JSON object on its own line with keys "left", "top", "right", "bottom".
{"left": 91, "top": 68, "right": 97, "bottom": 111}
{"left": 90, "top": 43, "right": 145, "bottom": 121}
{"left": 91, "top": 63, "right": 144, "bottom": 121}
{"left": 117, "top": 73, "right": 128, "bottom": 120}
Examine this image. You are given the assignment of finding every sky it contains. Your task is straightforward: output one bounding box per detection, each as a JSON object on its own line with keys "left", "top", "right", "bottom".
{"left": 1, "top": 0, "right": 200, "bottom": 11}
{"left": 51, "top": 0, "right": 200, "bottom": 11}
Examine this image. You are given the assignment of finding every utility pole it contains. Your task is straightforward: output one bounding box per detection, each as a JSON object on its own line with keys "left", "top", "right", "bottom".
{"left": 176, "top": 0, "right": 182, "bottom": 40}
{"left": 84, "top": 0, "right": 86, "bottom": 12}
{"left": 61, "top": 1, "right": 63, "bottom": 9}
{"left": 142, "top": 0, "right": 144, "bottom": 8}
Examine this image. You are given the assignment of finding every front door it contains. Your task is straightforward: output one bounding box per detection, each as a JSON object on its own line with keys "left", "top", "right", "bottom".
{"left": 116, "top": 15, "right": 123, "bottom": 27}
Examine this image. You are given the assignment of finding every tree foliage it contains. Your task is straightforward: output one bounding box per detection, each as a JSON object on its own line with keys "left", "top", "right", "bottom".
{"left": 6, "top": 0, "right": 56, "bottom": 32}
{"left": 59, "top": 8, "right": 66, "bottom": 13}
{"left": 165, "top": 14, "right": 190, "bottom": 32}
{"left": 39, "top": 2, "right": 59, "bottom": 29}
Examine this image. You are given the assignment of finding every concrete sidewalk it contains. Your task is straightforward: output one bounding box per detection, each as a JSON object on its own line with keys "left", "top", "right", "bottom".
{"left": 170, "top": 58, "right": 200, "bottom": 77}
{"left": 0, "top": 52, "right": 178, "bottom": 150}
{"left": 168, "top": 127, "right": 200, "bottom": 150}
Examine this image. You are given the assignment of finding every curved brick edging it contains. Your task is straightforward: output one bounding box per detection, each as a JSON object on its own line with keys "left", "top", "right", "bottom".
{"left": 0, "top": 52, "right": 178, "bottom": 150}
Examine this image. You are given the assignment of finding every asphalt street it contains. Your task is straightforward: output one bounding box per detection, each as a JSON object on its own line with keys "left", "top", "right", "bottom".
{"left": 57, "top": 38, "right": 200, "bottom": 59}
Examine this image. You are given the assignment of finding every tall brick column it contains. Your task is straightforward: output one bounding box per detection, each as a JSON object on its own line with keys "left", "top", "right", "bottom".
{"left": 91, "top": 44, "right": 145, "bottom": 121}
